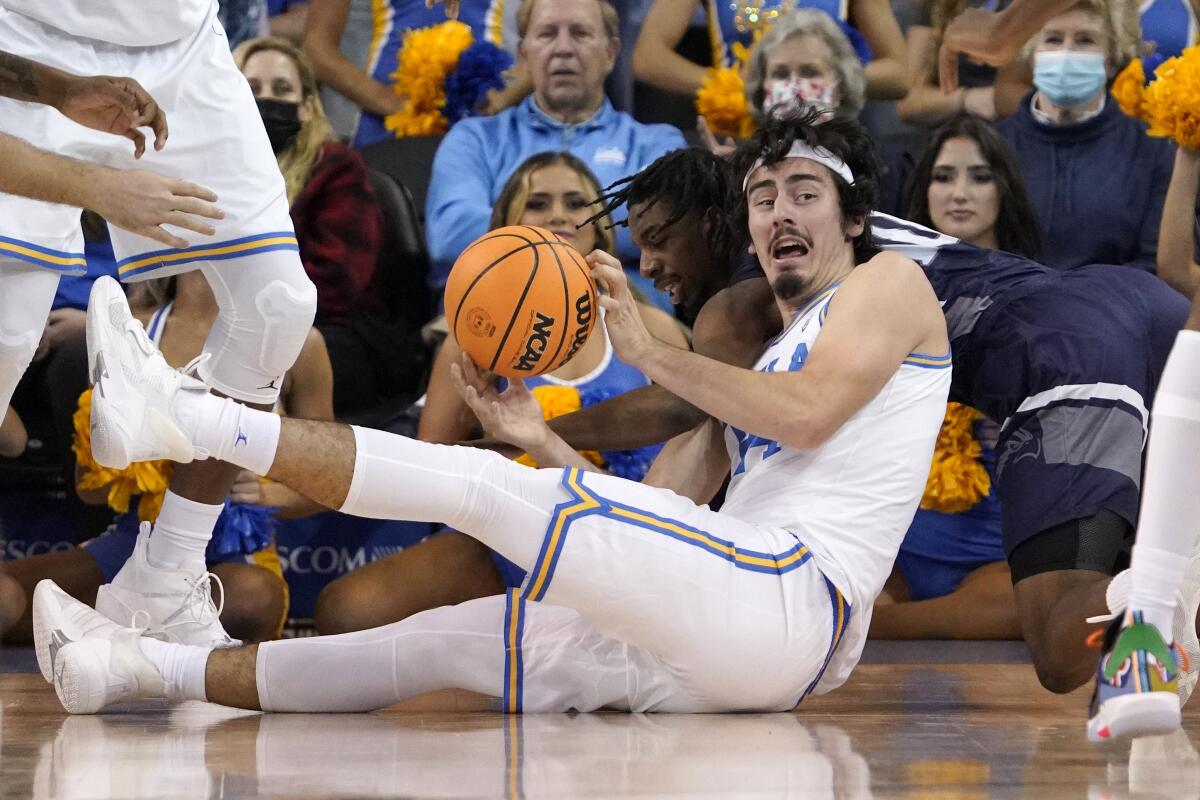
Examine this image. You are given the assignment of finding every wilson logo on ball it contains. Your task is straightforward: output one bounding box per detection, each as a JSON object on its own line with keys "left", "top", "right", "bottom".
{"left": 563, "top": 292, "right": 594, "bottom": 363}
{"left": 465, "top": 307, "right": 496, "bottom": 338}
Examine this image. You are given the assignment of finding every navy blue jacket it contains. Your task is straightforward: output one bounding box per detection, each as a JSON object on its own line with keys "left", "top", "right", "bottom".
{"left": 996, "top": 92, "right": 1174, "bottom": 271}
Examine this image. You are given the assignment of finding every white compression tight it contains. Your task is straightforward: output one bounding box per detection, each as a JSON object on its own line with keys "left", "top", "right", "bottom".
{"left": 255, "top": 595, "right": 654, "bottom": 713}
{"left": 1128, "top": 330, "right": 1200, "bottom": 636}
{"left": 0, "top": 261, "right": 59, "bottom": 411}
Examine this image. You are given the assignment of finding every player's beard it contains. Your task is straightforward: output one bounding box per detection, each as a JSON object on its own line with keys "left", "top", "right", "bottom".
{"left": 771, "top": 272, "right": 808, "bottom": 303}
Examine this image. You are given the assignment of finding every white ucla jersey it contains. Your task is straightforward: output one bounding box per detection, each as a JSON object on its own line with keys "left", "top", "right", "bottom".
{"left": 0, "top": 0, "right": 212, "bottom": 46}
{"left": 720, "top": 282, "right": 950, "bottom": 689}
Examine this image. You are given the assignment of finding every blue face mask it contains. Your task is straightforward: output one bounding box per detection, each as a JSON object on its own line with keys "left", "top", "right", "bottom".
{"left": 1033, "top": 50, "right": 1108, "bottom": 108}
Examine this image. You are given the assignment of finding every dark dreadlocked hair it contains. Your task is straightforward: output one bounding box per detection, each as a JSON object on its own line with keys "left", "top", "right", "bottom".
{"left": 730, "top": 106, "right": 881, "bottom": 264}
{"left": 583, "top": 147, "right": 739, "bottom": 267}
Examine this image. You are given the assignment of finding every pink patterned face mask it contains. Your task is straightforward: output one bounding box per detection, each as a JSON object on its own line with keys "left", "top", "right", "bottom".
{"left": 763, "top": 77, "right": 836, "bottom": 117}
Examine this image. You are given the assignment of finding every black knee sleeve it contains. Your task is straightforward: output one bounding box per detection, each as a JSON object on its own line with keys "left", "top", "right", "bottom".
{"left": 1008, "top": 510, "right": 1133, "bottom": 583}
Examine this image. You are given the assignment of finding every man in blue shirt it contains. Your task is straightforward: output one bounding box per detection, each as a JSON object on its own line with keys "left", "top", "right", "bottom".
{"left": 425, "top": 0, "right": 686, "bottom": 292}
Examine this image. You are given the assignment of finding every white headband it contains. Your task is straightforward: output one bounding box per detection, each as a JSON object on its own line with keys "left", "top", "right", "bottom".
{"left": 742, "top": 141, "right": 855, "bottom": 192}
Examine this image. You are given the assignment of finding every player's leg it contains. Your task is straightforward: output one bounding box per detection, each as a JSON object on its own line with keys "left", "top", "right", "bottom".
{"left": 39, "top": 584, "right": 681, "bottom": 714}
{"left": 313, "top": 531, "right": 507, "bottom": 635}
{"left": 1086, "top": 288, "right": 1200, "bottom": 741}
{"left": 0, "top": 260, "right": 61, "bottom": 414}
{"left": 90, "top": 253, "right": 315, "bottom": 646}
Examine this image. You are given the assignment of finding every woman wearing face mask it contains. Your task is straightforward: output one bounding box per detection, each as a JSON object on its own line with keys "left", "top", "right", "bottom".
{"left": 866, "top": 114, "right": 1042, "bottom": 641}
{"left": 698, "top": 10, "right": 864, "bottom": 154}
{"left": 311, "top": 152, "right": 689, "bottom": 635}
{"left": 235, "top": 38, "right": 416, "bottom": 418}
{"left": 994, "top": 0, "right": 1174, "bottom": 271}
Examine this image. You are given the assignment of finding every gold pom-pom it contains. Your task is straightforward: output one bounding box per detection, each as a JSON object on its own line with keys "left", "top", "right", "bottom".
{"left": 1142, "top": 46, "right": 1200, "bottom": 149}
{"left": 920, "top": 402, "right": 991, "bottom": 514}
{"left": 73, "top": 388, "right": 172, "bottom": 522}
{"left": 385, "top": 21, "right": 475, "bottom": 138}
{"left": 1112, "top": 57, "right": 1147, "bottom": 120}
{"left": 514, "top": 385, "right": 605, "bottom": 470}
{"left": 696, "top": 65, "right": 757, "bottom": 139}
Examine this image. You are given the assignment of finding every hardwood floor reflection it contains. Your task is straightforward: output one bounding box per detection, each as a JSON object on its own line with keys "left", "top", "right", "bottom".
{"left": 3, "top": 652, "right": 1199, "bottom": 798}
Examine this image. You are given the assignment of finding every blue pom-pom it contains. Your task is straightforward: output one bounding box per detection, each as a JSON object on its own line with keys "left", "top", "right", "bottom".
{"left": 444, "top": 41, "right": 514, "bottom": 124}
{"left": 207, "top": 500, "right": 277, "bottom": 560}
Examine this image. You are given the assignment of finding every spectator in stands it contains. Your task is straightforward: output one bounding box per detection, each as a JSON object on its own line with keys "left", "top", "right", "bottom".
{"left": 631, "top": 0, "right": 907, "bottom": 102}
{"left": 268, "top": 0, "right": 309, "bottom": 43}
{"left": 425, "top": 0, "right": 687, "bottom": 293}
{"left": 303, "top": 0, "right": 517, "bottom": 148}
{"left": 313, "top": 152, "right": 688, "bottom": 634}
{"left": 868, "top": 114, "right": 1042, "bottom": 640}
{"left": 220, "top": 0, "right": 270, "bottom": 49}
{"left": 1157, "top": 146, "right": 1200, "bottom": 298}
{"left": 995, "top": 0, "right": 1173, "bottom": 271}
{"left": 237, "top": 38, "right": 418, "bottom": 417}
{"left": 1, "top": 272, "right": 334, "bottom": 645}
{"left": 897, "top": 1, "right": 1034, "bottom": 126}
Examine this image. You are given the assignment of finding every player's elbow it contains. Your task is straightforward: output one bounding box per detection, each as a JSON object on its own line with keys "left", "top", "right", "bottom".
{"left": 779, "top": 408, "right": 840, "bottom": 451}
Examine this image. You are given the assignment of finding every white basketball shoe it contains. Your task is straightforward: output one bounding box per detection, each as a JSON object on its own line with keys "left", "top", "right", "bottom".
{"left": 1101, "top": 554, "right": 1200, "bottom": 705}
{"left": 85, "top": 276, "right": 207, "bottom": 469}
{"left": 96, "top": 522, "right": 239, "bottom": 649}
{"left": 32, "top": 579, "right": 166, "bottom": 714}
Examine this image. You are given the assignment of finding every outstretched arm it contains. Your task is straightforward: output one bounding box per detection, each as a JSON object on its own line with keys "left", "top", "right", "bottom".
{"left": 0, "top": 132, "right": 222, "bottom": 248}
{"left": 0, "top": 50, "right": 167, "bottom": 157}
{"left": 1157, "top": 148, "right": 1200, "bottom": 297}
{"left": 938, "top": 0, "right": 1077, "bottom": 90}
{"left": 631, "top": 0, "right": 708, "bottom": 97}
{"left": 592, "top": 250, "right": 946, "bottom": 451}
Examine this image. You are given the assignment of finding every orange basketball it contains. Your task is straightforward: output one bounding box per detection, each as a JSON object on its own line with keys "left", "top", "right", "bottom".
{"left": 445, "top": 225, "right": 598, "bottom": 378}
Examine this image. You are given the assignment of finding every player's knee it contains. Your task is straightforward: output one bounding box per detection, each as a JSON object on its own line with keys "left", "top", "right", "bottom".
{"left": 313, "top": 576, "right": 381, "bottom": 635}
{"left": 1030, "top": 649, "right": 1090, "bottom": 694}
{"left": 216, "top": 567, "right": 286, "bottom": 643}
{"left": 251, "top": 275, "right": 318, "bottom": 379}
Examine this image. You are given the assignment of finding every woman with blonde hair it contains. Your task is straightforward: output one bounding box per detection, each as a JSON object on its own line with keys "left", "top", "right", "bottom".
{"left": 235, "top": 37, "right": 418, "bottom": 417}
{"left": 312, "top": 151, "right": 689, "bottom": 635}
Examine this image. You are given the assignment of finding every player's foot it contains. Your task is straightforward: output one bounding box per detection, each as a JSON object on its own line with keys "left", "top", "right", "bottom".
{"left": 1087, "top": 611, "right": 1184, "bottom": 743}
{"left": 31, "top": 580, "right": 166, "bottom": 714}
{"left": 1103, "top": 556, "right": 1200, "bottom": 705}
{"left": 53, "top": 630, "right": 166, "bottom": 714}
{"left": 31, "top": 579, "right": 129, "bottom": 684}
{"left": 95, "top": 522, "right": 239, "bottom": 649}
{"left": 85, "top": 275, "right": 205, "bottom": 469}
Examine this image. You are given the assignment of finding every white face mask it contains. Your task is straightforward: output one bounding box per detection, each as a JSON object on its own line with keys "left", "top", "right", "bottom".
{"left": 763, "top": 77, "right": 836, "bottom": 117}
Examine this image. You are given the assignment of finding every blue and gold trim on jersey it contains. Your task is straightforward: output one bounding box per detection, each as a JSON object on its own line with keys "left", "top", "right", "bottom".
{"left": 768, "top": 282, "right": 842, "bottom": 347}
{"left": 0, "top": 235, "right": 86, "bottom": 272}
{"left": 903, "top": 351, "right": 952, "bottom": 369}
{"left": 505, "top": 467, "right": 851, "bottom": 714}
{"left": 503, "top": 588, "right": 527, "bottom": 714}
{"left": 116, "top": 232, "right": 299, "bottom": 280}
{"left": 799, "top": 579, "right": 851, "bottom": 704}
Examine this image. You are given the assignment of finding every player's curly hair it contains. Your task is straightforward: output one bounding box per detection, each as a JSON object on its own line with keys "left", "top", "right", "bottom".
{"left": 583, "top": 148, "right": 739, "bottom": 268}
{"left": 729, "top": 106, "right": 880, "bottom": 263}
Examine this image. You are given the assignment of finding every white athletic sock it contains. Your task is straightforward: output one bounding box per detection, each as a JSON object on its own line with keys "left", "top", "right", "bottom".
{"left": 1129, "top": 544, "right": 1188, "bottom": 636}
{"left": 172, "top": 390, "right": 280, "bottom": 476}
{"left": 146, "top": 491, "right": 223, "bottom": 571}
{"left": 138, "top": 636, "right": 211, "bottom": 702}
{"left": 1128, "top": 330, "right": 1200, "bottom": 638}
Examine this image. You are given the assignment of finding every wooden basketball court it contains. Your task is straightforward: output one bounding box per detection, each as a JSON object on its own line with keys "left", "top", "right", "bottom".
{"left": 3, "top": 641, "right": 1198, "bottom": 798}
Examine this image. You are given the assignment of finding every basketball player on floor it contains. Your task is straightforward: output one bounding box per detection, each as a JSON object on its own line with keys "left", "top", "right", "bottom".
{"left": 547, "top": 141, "right": 1193, "bottom": 740}
{"left": 0, "top": 1, "right": 329, "bottom": 650}
{"left": 37, "top": 112, "right": 954, "bottom": 715}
